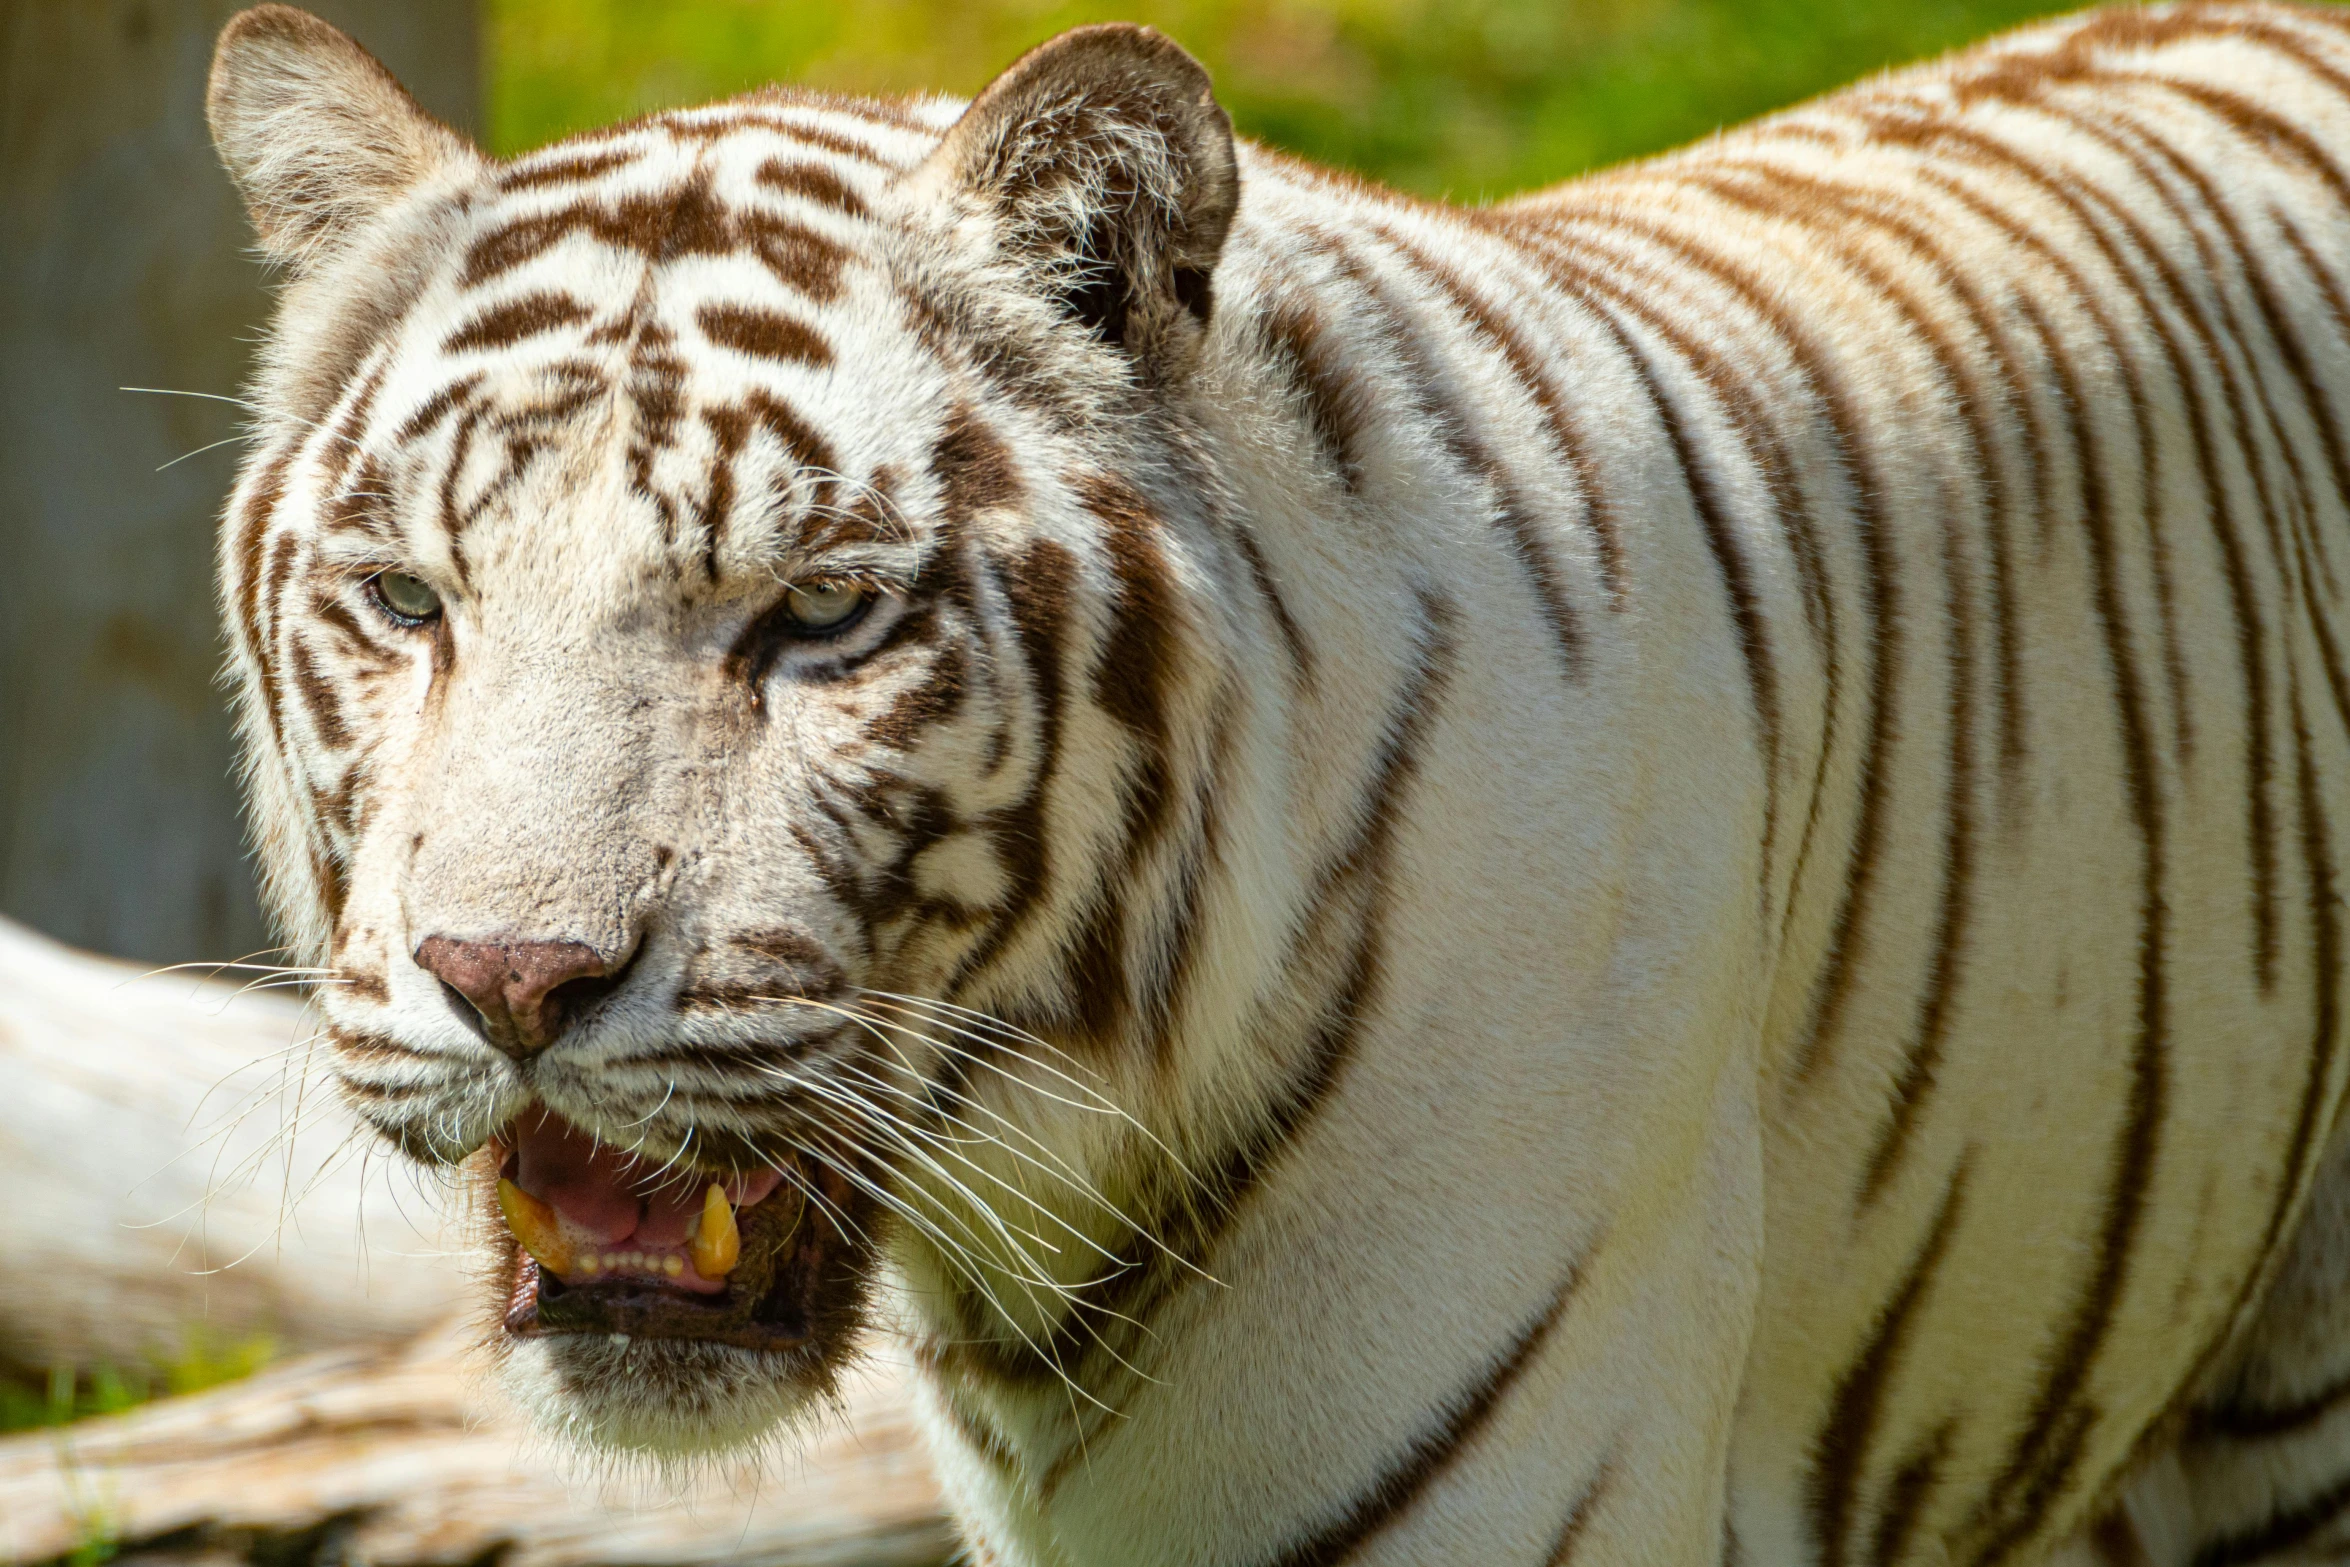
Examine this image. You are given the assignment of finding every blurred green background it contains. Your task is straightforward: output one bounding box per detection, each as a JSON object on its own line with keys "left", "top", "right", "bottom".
{"left": 491, "top": 0, "right": 2081, "bottom": 200}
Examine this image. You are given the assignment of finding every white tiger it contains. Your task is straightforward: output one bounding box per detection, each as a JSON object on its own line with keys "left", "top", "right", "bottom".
{"left": 203, "top": 3, "right": 2350, "bottom": 1562}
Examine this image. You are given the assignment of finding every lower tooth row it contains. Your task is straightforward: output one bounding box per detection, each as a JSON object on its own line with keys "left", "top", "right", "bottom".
{"left": 575, "top": 1253, "right": 685, "bottom": 1277}
{"left": 497, "top": 1175, "right": 749, "bottom": 1282}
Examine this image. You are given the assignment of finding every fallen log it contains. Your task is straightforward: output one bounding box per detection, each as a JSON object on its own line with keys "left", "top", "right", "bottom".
{"left": 0, "top": 916, "right": 468, "bottom": 1368}
{"left": 0, "top": 1315, "right": 953, "bottom": 1566}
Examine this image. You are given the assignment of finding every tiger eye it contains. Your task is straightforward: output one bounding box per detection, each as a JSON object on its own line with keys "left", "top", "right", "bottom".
{"left": 782, "top": 580, "right": 871, "bottom": 634}
{"left": 372, "top": 570, "right": 442, "bottom": 623}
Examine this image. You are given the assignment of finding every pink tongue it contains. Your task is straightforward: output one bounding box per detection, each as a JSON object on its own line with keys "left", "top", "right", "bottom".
{"left": 507, "top": 1108, "right": 786, "bottom": 1247}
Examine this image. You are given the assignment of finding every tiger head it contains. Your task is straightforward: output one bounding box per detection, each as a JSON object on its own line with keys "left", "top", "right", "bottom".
{"left": 206, "top": 5, "right": 1257, "bottom": 1453}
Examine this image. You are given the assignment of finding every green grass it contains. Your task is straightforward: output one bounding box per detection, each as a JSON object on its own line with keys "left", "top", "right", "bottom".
{"left": 0, "top": 1328, "right": 277, "bottom": 1435}
{"left": 488, "top": 0, "right": 2088, "bottom": 197}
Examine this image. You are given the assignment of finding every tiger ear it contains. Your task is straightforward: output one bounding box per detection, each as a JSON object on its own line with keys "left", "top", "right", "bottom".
{"left": 207, "top": 5, "right": 479, "bottom": 272}
{"left": 913, "top": 24, "right": 1239, "bottom": 362}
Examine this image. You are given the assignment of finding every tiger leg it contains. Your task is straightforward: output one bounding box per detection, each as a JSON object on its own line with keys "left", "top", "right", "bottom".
{"left": 2049, "top": 1124, "right": 2350, "bottom": 1566}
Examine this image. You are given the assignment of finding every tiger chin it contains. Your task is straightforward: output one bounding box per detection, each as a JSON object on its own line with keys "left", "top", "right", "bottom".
{"left": 483, "top": 1120, "right": 882, "bottom": 1457}
{"left": 208, "top": 3, "right": 2350, "bottom": 1564}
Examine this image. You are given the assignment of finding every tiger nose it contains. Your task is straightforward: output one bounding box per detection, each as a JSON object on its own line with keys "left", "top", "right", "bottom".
{"left": 412, "top": 935, "right": 627, "bottom": 1058}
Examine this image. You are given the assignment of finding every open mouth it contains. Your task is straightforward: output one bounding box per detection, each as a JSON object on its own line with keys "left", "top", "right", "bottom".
{"left": 492, "top": 1108, "right": 868, "bottom": 1354}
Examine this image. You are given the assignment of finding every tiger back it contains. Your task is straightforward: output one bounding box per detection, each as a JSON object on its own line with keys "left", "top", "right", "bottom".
{"left": 202, "top": 4, "right": 2350, "bottom": 1563}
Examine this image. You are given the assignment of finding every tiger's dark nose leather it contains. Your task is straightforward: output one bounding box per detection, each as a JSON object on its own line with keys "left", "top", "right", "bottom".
{"left": 413, "top": 935, "right": 625, "bottom": 1057}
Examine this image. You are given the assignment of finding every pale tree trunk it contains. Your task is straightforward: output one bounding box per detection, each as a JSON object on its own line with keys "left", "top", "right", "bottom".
{"left": 0, "top": 915, "right": 468, "bottom": 1370}
{"left": 0, "top": 0, "right": 473, "bottom": 967}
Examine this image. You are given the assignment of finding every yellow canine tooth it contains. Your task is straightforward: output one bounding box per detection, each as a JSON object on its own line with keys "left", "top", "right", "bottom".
{"left": 497, "top": 1178, "right": 573, "bottom": 1275}
{"left": 691, "top": 1183, "right": 741, "bottom": 1279}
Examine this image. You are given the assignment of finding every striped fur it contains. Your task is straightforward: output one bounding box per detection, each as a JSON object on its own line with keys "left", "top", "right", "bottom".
{"left": 206, "top": 4, "right": 2350, "bottom": 1561}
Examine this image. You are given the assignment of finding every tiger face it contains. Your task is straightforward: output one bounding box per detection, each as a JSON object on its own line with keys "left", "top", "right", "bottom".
{"left": 208, "top": 5, "right": 1240, "bottom": 1451}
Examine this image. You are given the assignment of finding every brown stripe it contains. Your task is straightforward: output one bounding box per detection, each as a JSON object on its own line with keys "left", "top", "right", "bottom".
{"left": 308, "top": 591, "right": 379, "bottom": 658}
{"left": 1061, "top": 475, "right": 1185, "bottom": 1048}
{"left": 232, "top": 450, "right": 292, "bottom": 682}
{"left": 1493, "top": 212, "right": 1838, "bottom": 660}
{"left": 1019, "top": 592, "right": 1460, "bottom": 1438}
{"left": 1257, "top": 1250, "right": 1589, "bottom": 1567}
{"left": 1662, "top": 165, "right": 1990, "bottom": 1195}
{"left": 1302, "top": 589, "right": 1460, "bottom": 923}
{"left": 442, "top": 291, "right": 592, "bottom": 354}
{"left": 1878, "top": 113, "right": 2284, "bottom": 1007}
{"left": 1941, "top": 7, "right": 2311, "bottom": 107}
{"left": 1501, "top": 216, "right": 1791, "bottom": 887}
{"left": 2255, "top": 217, "right": 2350, "bottom": 602}
{"left": 2196, "top": 1362, "right": 2350, "bottom": 1443}
{"left": 394, "top": 371, "right": 485, "bottom": 444}
{"left": 658, "top": 109, "right": 904, "bottom": 165}
{"left": 462, "top": 178, "right": 849, "bottom": 300}
{"left": 1378, "top": 223, "right": 1626, "bottom": 606}
{"left": 334, "top": 972, "right": 391, "bottom": 1006}
{"left": 2064, "top": 97, "right": 2316, "bottom": 778}
{"left": 450, "top": 426, "right": 548, "bottom": 553}
{"left": 1260, "top": 296, "right": 1374, "bottom": 492}
{"left": 323, "top": 455, "right": 396, "bottom": 545}
{"left": 930, "top": 403, "right": 1021, "bottom": 521}
{"left": 434, "top": 403, "right": 485, "bottom": 566}
{"left": 900, "top": 283, "right": 1081, "bottom": 429}
{"left": 1308, "top": 225, "right": 1586, "bottom": 682}
{"left": 311, "top": 840, "right": 349, "bottom": 926}
{"left": 1137, "top": 695, "right": 1238, "bottom": 1072}
{"left": 1855, "top": 509, "right": 1976, "bottom": 1203}
{"left": 919, "top": 1361, "right": 1019, "bottom": 1475}
{"left": 497, "top": 146, "right": 640, "bottom": 191}
{"left": 1497, "top": 212, "right": 1840, "bottom": 923}
{"left": 1931, "top": 155, "right": 2273, "bottom": 972}
{"left": 2216, "top": 682, "right": 2349, "bottom": 1421}
{"left": 2138, "top": 73, "right": 2350, "bottom": 214}
{"left": 2191, "top": 1465, "right": 2350, "bottom": 1565}
{"left": 320, "top": 360, "right": 388, "bottom": 490}
{"left": 2064, "top": 104, "right": 2309, "bottom": 986}
{"left": 1974, "top": 278, "right": 2172, "bottom": 1565}
{"left": 1870, "top": 1423, "right": 1955, "bottom": 1567}
{"left": 945, "top": 539, "right": 1075, "bottom": 989}
{"left": 329, "top": 1028, "right": 434, "bottom": 1066}
{"left": 2089, "top": 100, "right": 2350, "bottom": 759}
{"left": 755, "top": 157, "right": 872, "bottom": 217}
{"left": 1557, "top": 207, "right": 1895, "bottom": 1081}
{"left": 1544, "top": 1461, "right": 1614, "bottom": 1566}
{"left": 2275, "top": 212, "right": 2350, "bottom": 733}
{"left": 1701, "top": 157, "right": 2032, "bottom": 801}
{"left": 255, "top": 530, "right": 308, "bottom": 760}
{"left": 1806, "top": 1162, "right": 1969, "bottom": 1567}
{"left": 745, "top": 388, "right": 841, "bottom": 492}
{"left": 1233, "top": 521, "right": 1316, "bottom": 687}
{"left": 287, "top": 634, "right": 352, "bottom": 751}
{"left": 770, "top": 118, "right": 903, "bottom": 164}
{"left": 697, "top": 405, "right": 748, "bottom": 580}
{"left": 737, "top": 209, "right": 854, "bottom": 299}
{"left": 865, "top": 642, "right": 970, "bottom": 749}
{"left": 696, "top": 302, "right": 832, "bottom": 365}
{"left": 1081, "top": 472, "right": 1183, "bottom": 861}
